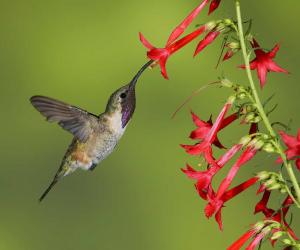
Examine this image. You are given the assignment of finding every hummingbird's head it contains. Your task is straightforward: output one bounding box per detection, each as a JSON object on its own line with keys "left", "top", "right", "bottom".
{"left": 105, "top": 60, "right": 153, "bottom": 128}
{"left": 105, "top": 83, "right": 136, "bottom": 128}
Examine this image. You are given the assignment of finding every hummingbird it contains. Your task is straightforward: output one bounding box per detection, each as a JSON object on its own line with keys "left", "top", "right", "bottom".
{"left": 30, "top": 60, "right": 153, "bottom": 202}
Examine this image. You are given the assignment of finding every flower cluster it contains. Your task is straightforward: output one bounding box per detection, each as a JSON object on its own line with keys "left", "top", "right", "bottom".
{"left": 228, "top": 190, "right": 299, "bottom": 250}
{"left": 139, "top": 0, "right": 231, "bottom": 79}
{"left": 139, "top": 0, "right": 299, "bottom": 249}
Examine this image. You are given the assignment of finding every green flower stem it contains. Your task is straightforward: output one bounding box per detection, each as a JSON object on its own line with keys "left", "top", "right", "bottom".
{"left": 235, "top": 0, "right": 300, "bottom": 207}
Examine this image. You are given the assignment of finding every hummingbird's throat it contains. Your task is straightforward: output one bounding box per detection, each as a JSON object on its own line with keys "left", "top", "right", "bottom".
{"left": 107, "top": 110, "right": 127, "bottom": 136}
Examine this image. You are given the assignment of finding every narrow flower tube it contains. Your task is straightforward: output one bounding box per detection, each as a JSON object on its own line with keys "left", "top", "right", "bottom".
{"left": 216, "top": 147, "right": 257, "bottom": 199}
{"left": 166, "top": 0, "right": 210, "bottom": 46}
{"left": 182, "top": 143, "right": 242, "bottom": 200}
{"left": 208, "top": 0, "right": 222, "bottom": 15}
{"left": 189, "top": 111, "right": 238, "bottom": 148}
{"left": 194, "top": 31, "right": 220, "bottom": 57}
{"left": 227, "top": 230, "right": 254, "bottom": 250}
{"left": 205, "top": 177, "right": 258, "bottom": 230}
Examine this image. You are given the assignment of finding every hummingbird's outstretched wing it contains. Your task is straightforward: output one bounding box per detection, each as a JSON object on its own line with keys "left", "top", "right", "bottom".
{"left": 30, "top": 95, "right": 99, "bottom": 142}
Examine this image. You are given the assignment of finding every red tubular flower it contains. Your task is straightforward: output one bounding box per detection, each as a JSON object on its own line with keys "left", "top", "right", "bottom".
{"left": 205, "top": 177, "right": 258, "bottom": 230}
{"left": 181, "top": 102, "right": 232, "bottom": 166}
{"left": 240, "top": 38, "right": 288, "bottom": 88}
{"left": 254, "top": 190, "right": 274, "bottom": 217}
{"left": 216, "top": 147, "right": 257, "bottom": 199}
{"left": 223, "top": 49, "right": 235, "bottom": 61}
{"left": 189, "top": 111, "right": 238, "bottom": 148}
{"left": 227, "top": 230, "right": 255, "bottom": 250}
{"left": 229, "top": 195, "right": 298, "bottom": 250}
{"left": 166, "top": 0, "right": 210, "bottom": 46}
{"left": 182, "top": 144, "right": 242, "bottom": 200}
{"left": 139, "top": 0, "right": 212, "bottom": 79}
{"left": 139, "top": 0, "right": 224, "bottom": 79}
{"left": 277, "top": 129, "right": 300, "bottom": 170}
{"left": 208, "top": 0, "right": 222, "bottom": 15}
{"left": 140, "top": 26, "right": 207, "bottom": 79}
{"left": 194, "top": 31, "right": 220, "bottom": 57}
{"left": 245, "top": 231, "right": 268, "bottom": 250}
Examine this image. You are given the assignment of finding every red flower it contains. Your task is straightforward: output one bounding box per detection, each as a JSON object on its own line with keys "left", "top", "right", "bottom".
{"left": 182, "top": 144, "right": 242, "bottom": 200}
{"left": 223, "top": 49, "right": 235, "bottom": 61}
{"left": 240, "top": 39, "right": 288, "bottom": 88}
{"left": 189, "top": 111, "right": 238, "bottom": 148}
{"left": 216, "top": 147, "right": 257, "bottom": 199}
{"left": 139, "top": 0, "right": 222, "bottom": 79}
{"left": 208, "top": 0, "right": 222, "bottom": 15}
{"left": 229, "top": 194, "right": 298, "bottom": 250}
{"left": 194, "top": 31, "right": 220, "bottom": 57}
{"left": 166, "top": 0, "right": 210, "bottom": 46}
{"left": 181, "top": 102, "right": 232, "bottom": 167}
{"left": 140, "top": 26, "right": 207, "bottom": 79}
{"left": 254, "top": 189, "right": 274, "bottom": 217}
{"left": 277, "top": 129, "right": 300, "bottom": 170}
{"left": 205, "top": 177, "right": 258, "bottom": 230}
{"left": 227, "top": 230, "right": 255, "bottom": 250}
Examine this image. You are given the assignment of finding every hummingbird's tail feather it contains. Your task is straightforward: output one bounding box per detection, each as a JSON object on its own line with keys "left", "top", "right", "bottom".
{"left": 39, "top": 177, "right": 59, "bottom": 202}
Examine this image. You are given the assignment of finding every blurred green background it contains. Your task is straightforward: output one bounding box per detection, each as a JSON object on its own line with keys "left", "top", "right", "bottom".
{"left": 0, "top": 1, "right": 299, "bottom": 249}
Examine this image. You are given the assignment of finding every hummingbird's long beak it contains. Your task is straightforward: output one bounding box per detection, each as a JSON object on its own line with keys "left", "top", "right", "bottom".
{"left": 129, "top": 60, "right": 154, "bottom": 89}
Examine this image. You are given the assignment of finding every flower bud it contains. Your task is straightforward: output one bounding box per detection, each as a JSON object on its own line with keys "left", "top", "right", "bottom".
{"left": 264, "top": 178, "right": 276, "bottom": 187}
{"left": 253, "top": 221, "right": 265, "bottom": 231}
{"left": 271, "top": 231, "right": 284, "bottom": 240}
{"left": 239, "top": 135, "right": 252, "bottom": 146}
{"left": 220, "top": 78, "right": 233, "bottom": 88}
{"left": 252, "top": 116, "right": 261, "bottom": 123}
{"left": 227, "top": 95, "right": 236, "bottom": 104}
{"left": 245, "top": 112, "right": 256, "bottom": 123}
{"left": 282, "top": 239, "right": 293, "bottom": 245}
{"left": 245, "top": 105, "right": 254, "bottom": 113}
{"left": 223, "top": 19, "right": 233, "bottom": 25}
{"left": 257, "top": 171, "right": 270, "bottom": 181}
{"left": 237, "top": 92, "right": 247, "bottom": 100}
{"left": 280, "top": 187, "right": 287, "bottom": 193}
{"left": 268, "top": 183, "right": 282, "bottom": 190}
{"left": 262, "top": 143, "right": 276, "bottom": 153}
{"left": 253, "top": 139, "right": 265, "bottom": 150}
{"left": 205, "top": 21, "right": 218, "bottom": 31}
{"left": 227, "top": 42, "right": 240, "bottom": 49}
{"left": 261, "top": 226, "right": 272, "bottom": 235}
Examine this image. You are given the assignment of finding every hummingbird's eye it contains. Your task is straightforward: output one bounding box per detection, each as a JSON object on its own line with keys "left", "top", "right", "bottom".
{"left": 120, "top": 93, "right": 127, "bottom": 99}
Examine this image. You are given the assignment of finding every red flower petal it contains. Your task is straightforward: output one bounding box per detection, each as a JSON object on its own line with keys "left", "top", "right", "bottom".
{"left": 240, "top": 38, "right": 288, "bottom": 88}
{"left": 220, "top": 112, "right": 239, "bottom": 130}
{"left": 268, "top": 43, "right": 280, "bottom": 58}
{"left": 254, "top": 190, "right": 274, "bottom": 217}
{"left": 217, "top": 144, "right": 243, "bottom": 167}
{"left": 166, "top": 0, "right": 210, "bottom": 46}
{"left": 257, "top": 64, "right": 267, "bottom": 88}
{"left": 194, "top": 31, "right": 220, "bottom": 57}
{"left": 223, "top": 177, "right": 258, "bottom": 202}
{"left": 216, "top": 148, "right": 257, "bottom": 199}
{"left": 246, "top": 232, "right": 265, "bottom": 250}
{"left": 208, "top": 0, "right": 221, "bottom": 15}
{"left": 223, "top": 49, "right": 234, "bottom": 61}
{"left": 168, "top": 25, "right": 206, "bottom": 55}
{"left": 227, "top": 230, "right": 254, "bottom": 250}
{"left": 139, "top": 32, "right": 154, "bottom": 50}
{"left": 191, "top": 111, "right": 208, "bottom": 127}
{"left": 277, "top": 130, "right": 300, "bottom": 171}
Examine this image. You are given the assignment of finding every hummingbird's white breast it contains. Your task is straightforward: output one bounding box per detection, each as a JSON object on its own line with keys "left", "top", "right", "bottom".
{"left": 107, "top": 110, "right": 127, "bottom": 137}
